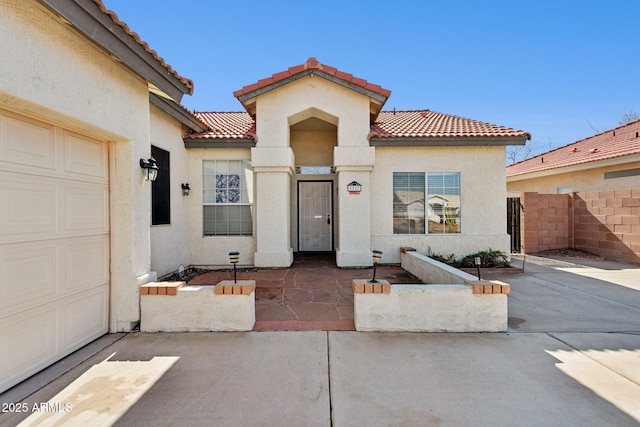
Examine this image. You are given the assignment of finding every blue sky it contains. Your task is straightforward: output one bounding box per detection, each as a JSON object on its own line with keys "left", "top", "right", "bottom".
{"left": 104, "top": 0, "right": 639, "bottom": 157}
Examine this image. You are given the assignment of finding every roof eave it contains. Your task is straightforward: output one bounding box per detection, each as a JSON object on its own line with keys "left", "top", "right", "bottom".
{"left": 183, "top": 139, "right": 256, "bottom": 149}
{"left": 370, "top": 136, "right": 529, "bottom": 147}
{"left": 38, "top": 0, "right": 192, "bottom": 102}
{"left": 150, "top": 93, "right": 208, "bottom": 133}
{"left": 506, "top": 153, "right": 640, "bottom": 181}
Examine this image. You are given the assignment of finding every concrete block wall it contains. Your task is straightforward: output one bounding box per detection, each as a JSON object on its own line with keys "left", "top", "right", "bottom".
{"left": 521, "top": 190, "right": 640, "bottom": 263}
{"left": 573, "top": 189, "right": 640, "bottom": 263}
{"left": 522, "top": 192, "right": 571, "bottom": 253}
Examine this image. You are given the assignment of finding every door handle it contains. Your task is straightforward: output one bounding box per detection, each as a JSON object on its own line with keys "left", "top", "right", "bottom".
{"left": 327, "top": 214, "right": 331, "bottom": 225}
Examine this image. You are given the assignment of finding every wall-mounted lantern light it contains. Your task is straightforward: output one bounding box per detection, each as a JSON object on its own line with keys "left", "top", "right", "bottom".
{"left": 229, "top": 251, "right": 240, "bottom": 283}
{"left": 370, "top": 250, "right": 383, "bottom": 283}
{"left": 139, "top": 157, "right": 159, "bottom": 182}
{"left": 181, "top": 183, "right": 190, "bottom": 196}
{"left": 474, "top": 256, "right": 482, "bottom": 280}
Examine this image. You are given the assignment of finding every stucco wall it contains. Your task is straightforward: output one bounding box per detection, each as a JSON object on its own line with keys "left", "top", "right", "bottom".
{"left": 371, "top": 146, "right": 510, "bottom": 263}
{"left": 187, "top": 148, "right": 256, "bottom": 266}
{"left": 507, "top": 160, "right": 640, "bottom": 194}
{"left": 0, "top": 0, "right": 154, "bottom": 331}
{"left": 256, "top": 76, "right": 370, "bottom": 148}
{"left": 290, "top": 130, "right": 336, "bottom": 166}
{"left": 149, "top": 105, "right": 191, "bottom": 276}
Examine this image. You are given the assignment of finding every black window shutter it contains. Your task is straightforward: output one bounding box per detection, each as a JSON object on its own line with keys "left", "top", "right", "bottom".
{"left": 151, "top": 145, "right": 170, "bottom": 225}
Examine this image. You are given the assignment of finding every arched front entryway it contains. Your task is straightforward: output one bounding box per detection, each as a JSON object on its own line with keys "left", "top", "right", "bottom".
{"left": 289, "top": 109, "right": 339, "bottom": 255}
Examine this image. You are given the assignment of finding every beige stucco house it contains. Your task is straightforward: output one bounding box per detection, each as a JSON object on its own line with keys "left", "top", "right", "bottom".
{"left": 184, "top": 58, "right": 530, "bottom": 268}
{"left": 0, "top": 0, "right": 529, "bottom": 393}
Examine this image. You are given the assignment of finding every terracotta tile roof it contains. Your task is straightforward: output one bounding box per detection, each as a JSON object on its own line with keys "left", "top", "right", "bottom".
{"left": 369, "top": 110, "right": 531, "bottom": 140}
{"left": 233, "top": 57, "right": 391, "bottom": 100}
{"left": 189, "top": 112, "right": 256, "bottom": 140}
{"left": 186, "top": 110, "right": 530, "bottom": 144}
{"left": 506, "top": 119, "right": 640, "bottom": 177}
{"left": 92, "top": 0, "right": 194, "bottom": 95}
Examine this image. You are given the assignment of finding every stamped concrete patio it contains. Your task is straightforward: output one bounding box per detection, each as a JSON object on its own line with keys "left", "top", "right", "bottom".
{"left": 187, "top": 252, "right": 421, "bottom": 331}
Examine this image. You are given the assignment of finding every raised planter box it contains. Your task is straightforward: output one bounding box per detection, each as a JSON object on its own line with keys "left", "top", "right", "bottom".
{"left": 352, "top": 250, "right": 509, "bottom": 332}
{"left": 140, "top": 280, "right": 255, "bottom": 332}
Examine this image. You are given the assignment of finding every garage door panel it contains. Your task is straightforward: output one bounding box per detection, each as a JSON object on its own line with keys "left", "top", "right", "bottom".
{"left": 0, "top": 308, "right": 58, "bottom": 392}
{"left": 0, "top": 176, "right": 58, "bottom": 236}
{"left": 63, "top": 286, "right": 109, "bottom": 350}
{"left": 0, "top": 110, "right": 110, "bottom": 394}
{"left": 64, "top": 131, "right": 107, "bottom": 180}
{"left": 64, "top": 185, "right": 109, "bottom": 232}
{"left": 65, "top": 236, "right": 109, "bottom": 291}
{"left": 0, "top": 243, "right": 58, "bottom": 312}
{"left": 0, "top": 173, "right": 109, "bottom": 245}
{"left": 0, "top": 112, "right": 56, "bottom": 171}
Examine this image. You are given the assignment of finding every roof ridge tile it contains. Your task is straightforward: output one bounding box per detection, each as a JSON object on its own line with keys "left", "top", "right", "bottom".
{"left": 234, "top": 57, "right": 391, "bottom": 100}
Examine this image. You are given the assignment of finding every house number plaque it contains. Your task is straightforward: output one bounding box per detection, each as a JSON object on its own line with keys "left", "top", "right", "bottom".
{"left": 347, "top": 181, "right": 362, "bottom": 195}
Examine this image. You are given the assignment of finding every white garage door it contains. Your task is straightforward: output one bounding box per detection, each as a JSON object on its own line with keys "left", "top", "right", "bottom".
{"left": 0, "top": 110, "right": 110, "bottom": 393}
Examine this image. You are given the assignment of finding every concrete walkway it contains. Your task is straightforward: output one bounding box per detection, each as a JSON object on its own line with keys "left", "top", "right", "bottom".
{"left": 2, "top": 255, "right": 640, "bottom": 426}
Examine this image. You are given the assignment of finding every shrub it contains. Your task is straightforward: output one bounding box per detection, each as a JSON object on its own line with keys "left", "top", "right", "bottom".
{"left": 427, "top": 247, "right": 510, "bottom": 268}
{"left": 426, "top": 247, "right": 457, "bottom": 265}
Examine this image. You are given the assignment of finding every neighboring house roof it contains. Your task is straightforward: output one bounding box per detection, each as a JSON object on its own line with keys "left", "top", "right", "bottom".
{"left": 369, "top": 110, "right": 531, "bottom": 144}
{"left": 185, "top": 110, "right": 531, "bottom": 147}
{"left": 506, "top": 119, "right": 640, "bottom": 178}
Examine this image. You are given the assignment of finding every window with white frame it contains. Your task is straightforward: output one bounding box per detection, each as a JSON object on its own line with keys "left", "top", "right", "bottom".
{"left": 393, "top": 172, "right": 461, "bottom": 234}
{"left": 203, "top": 160, "right": 253, "bottom": 236}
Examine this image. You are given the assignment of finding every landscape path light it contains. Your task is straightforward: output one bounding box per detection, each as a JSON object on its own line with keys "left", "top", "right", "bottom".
{"left": 229, "top": 251, "right": 240, "bottom": 283}
{"left": 474, "top": 256, "right": 482, "bottom": 280}
{"left": 370, "top": 250, "right": 383, "bottom": 283}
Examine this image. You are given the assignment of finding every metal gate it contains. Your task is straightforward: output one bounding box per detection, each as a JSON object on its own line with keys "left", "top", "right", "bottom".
{"left": 507, "top": 197, "right": 522, "bottom": 253}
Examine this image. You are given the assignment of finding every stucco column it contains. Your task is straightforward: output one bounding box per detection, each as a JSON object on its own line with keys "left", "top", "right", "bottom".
{"left": 112, "top": 134, "right": 157, "bottom": 333}
{"left": 334, "top": 146, "right": 375, "bottom": 267}
{"left": 252, "top": 147, "right": 295, "bottom": 267}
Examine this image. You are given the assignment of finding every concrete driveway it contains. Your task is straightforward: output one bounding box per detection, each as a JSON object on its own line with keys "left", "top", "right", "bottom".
{"left": 2, "top": 255, "right": 640, "bottom": 426}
